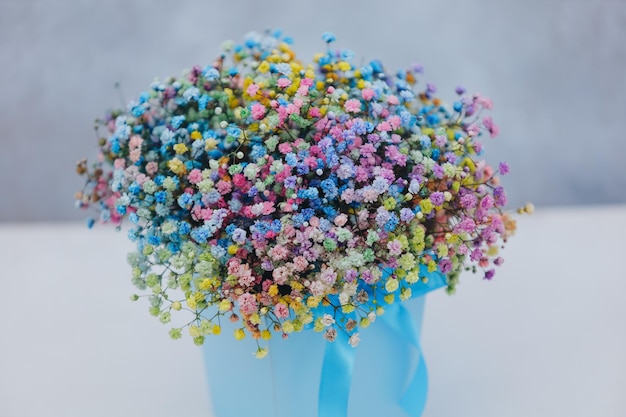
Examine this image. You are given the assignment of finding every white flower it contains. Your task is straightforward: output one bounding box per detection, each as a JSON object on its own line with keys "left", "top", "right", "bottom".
{"left": 348, "top": 333, "right": 360, "bottom": 347}
{"left": 321, "top": 314, "right": 335, "bottom": 327}
{"left": 367, "top": 312, "right": 377, "bottom": 323}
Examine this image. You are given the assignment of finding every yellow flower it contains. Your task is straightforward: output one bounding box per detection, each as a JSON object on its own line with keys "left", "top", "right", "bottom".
{"left": 268, "top": 285, "right": 278, "bottom": 297}
{"left": 419, "top": 198, "right": 433, "bottom": 214}
{"left": 282, "top": 321, "right": 295, "bottom": 333}
{"left": 190, "top": 131, "right": 202, "bottom": 140}
{"left": 437, "top": 244, "right": 449, "bottom": 258}
{"left": 255, "top": 348, "right": 268, "bottom": 359}
{"left": 198, "top": 278, "right": 212, "bottom": 291}
{"left": 341, "top": 304, "right": 355, "bottom": 314}
{"left": 359, "top": 317, "right": 371, "bottom": 328}
{"left": 337, "top": 61, "right": 351, "bottom": 71}
{"left": 173, "top": 143, "right": 188, "bottom": 154}
{"left": 261, "top": 330, "right": 272, "bottom": 340}
{"left": 227, "top": 245, "right": 238, "bottom": 255}
{"left": 385, "top": 278, "right": 399, "bottom": 293}
{"left": 249, "top": 313, "right": 261, "bottom": 325}
{"left": 234, "top": 328, "right": 246, "bottom": 340}
{"left": 218, "top": 299, "right": 231, "bottom": 312}
{"left": 427, "top": 260, "right": 438, "bottom": 273}
{"left": 167, "top": 158, "right": 186, "bottom": 175}
{"left": 313, "top": 318, "right": 324, "bottom": 332}
{"left": 383, "top": 197, "right": 396, "bottom": 210}
{"left": 400, "top": 287, "right": 412, "bottom": 301}
{"left": 205, "top": 138, "right": 218, "bottom": 150}
{"left": 383, "top": 294, "right": 395, "bottom": 304}
{"left": 189, "top": 325, "right": 201, "bottom": 337}
{"left": 406, "top": 269, "right": 420, "bottom": 284}
{"left": 212, "top": 325, "right": 221, "bottom": 335}
{"left": 171, "top": 301, "right": 182, "bottom": 311}
{"left": 306, "top": 296, "right": 321, "bottom": 308}
{"left": 258, "top": 61, "right": 270, "bottom": 73}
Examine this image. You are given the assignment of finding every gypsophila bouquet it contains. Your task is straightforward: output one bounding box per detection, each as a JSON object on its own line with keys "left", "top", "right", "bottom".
{"left": 76, "top": 30, "right": 523, "bottom": 357}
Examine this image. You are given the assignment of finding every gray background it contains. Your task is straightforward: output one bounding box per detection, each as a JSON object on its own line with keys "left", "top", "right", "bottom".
{"left": 1, "top": 0, "right": 626, "bottom": 222}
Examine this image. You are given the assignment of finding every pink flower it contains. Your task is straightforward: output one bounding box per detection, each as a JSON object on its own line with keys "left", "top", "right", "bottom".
{"left": 361, "top": 88, "right": 375, "bottom": 101}
{"left": 237, "top": 293, "right": 258, "bottom": 316}
{"left": 251, "top": 103, "right": 266, "bottom": 120}
{"left": 215, "top": 180, "right": 232, "bottom": 195}
{"left": 269, "top": 245, "right": 289, "bottom": 261}
{"left": 278, "top": 142, "right": 292, "bottom": 154}
{"left": 129, "top": 135, "right": 143, "bottom": 150}
{"left": 388, "top": 115, "right": 401, "bottom": 130}
{"left": 309, "top": 107, "right": 321, "bottom": 118}
{"left": 129, "top": 149, "right": 141, "bottom": 163}
{"left": 476, "top": 95, "right": 493, "bottom": 110}
{"left": 376, "top": 121, "right": 392, "bottom": 132}
{"left": 145, "top": 161, "right": 158, "bottom": 176}
{"left": 277, "top": 78, "right": 292, "bottom": 88}
{"left": 341, "top": 188, "right": 355, "bottom": 204}
{"left": 482, "top": 116, "right": 499, "bottom": 138}
{"left": 232, "top": 174, "right": 247, "bottom": 188}
{"left": 187, "top": 169, "right": 203, "bottom": 184}
{"left": 344, "top": 99, "right": 361, "bottom": 113}
{"left": 274, "top": 302, "right": 290, "bottom": 319}
{"left": 387, "top": 95, "right": 399, "bottom": 105}
{"left": 273, "top": 266, "right": 289, "bottom": 285}
{"left": 292, "top": 256, "right": 308, "bottom": 272}
{"left": 334, "top": 213, "right": 348, "bottom": 227}
{"left": 114, "top": 158, "right": 126, "bottom": 169}
{"left": 246, "top": 83, "right": 259, "bottom": 97}
{"left": 387, "top": 240, "right": 402, "bottom": 256}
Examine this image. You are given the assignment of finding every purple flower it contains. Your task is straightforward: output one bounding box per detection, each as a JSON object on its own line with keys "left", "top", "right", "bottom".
{"left": 460, "top": 194, "right": 477, "bottom": 209}
{"left": 484, "top": 269, "right": 495, "bottom": 280}
{"left": 493, "top": 186, "right": 507, "bottom": 206}
{"left": 430, "top": 191, "right": 444, "bottom": 206}
{"left": 499, "top": 162, "right": 510, "bottom": 175}
{"left": 400, "top": 208, "right": 415, "bottom": 222}
{"left": 439, "top": 258, "right": 452, "bottom": 274}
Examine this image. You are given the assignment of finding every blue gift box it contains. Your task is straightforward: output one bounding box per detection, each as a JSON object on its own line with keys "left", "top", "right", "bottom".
{"left": 202, "top": 267, "right": 446, "bottom": 417}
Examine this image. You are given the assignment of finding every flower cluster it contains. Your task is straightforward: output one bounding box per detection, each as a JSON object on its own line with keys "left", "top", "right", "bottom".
{"left": 76, "top": 30, "right": 518, "bottom": 355}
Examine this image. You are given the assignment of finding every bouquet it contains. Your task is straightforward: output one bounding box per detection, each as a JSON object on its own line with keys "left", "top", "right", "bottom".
{"left": 76, "top": 30, "right": 524, "bottom": 357}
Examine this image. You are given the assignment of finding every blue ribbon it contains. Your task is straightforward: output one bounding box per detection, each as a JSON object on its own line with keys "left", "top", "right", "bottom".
{"left": 317, "top": 267, "right": 446, "bottom": 417}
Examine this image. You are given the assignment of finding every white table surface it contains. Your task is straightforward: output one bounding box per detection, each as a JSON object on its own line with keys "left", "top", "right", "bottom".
{"left": 1, "top": 205, "right": 625, "bottom": 417}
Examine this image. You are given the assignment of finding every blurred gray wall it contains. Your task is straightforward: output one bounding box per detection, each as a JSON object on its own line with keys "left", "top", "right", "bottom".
{"left": 1, "top": 0, "right": 625, "bottom": 222}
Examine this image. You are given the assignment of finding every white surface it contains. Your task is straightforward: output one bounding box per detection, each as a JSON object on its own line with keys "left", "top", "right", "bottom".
{"left": 1, "top": 205, "right": 625, "bottom": 416}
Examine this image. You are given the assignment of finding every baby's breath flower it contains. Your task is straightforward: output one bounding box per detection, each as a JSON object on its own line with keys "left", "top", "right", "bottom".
{"left": 77, "top": 29, "right": 522, "bottom": 355}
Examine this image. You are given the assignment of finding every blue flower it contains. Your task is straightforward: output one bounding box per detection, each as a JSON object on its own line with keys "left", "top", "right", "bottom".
{"left": 198, "top": 94, "right": 209, "bottom": 110}
{"left": 178, "top": 221, "right": 191, "bottom": 235}
{"left": 171, "top": 115, "right": 185, "bottom": 129}
{"left": 190, "top": 226, "right": 211, "bottom": 243}
{"left": 321, "top": 32, "right": 336, "bottom": 43}
{"left": 203, "top": 67, "right": 220, "bottom": 80}
{"left": 183, "top": 87, "right": 200, "bottom": 102}
{"left": 285, "top": 153, "right": 298, "bottom": 167}
{"left": 177, "top": 193, "right": 193, "bottom": 208}
{"left": 275, "top": 63, "right": 292, "bottom": 75}
{"left": 154, "top": 191, "right": 167, "bottom": 203}
{"left": 131, "top": 105, "right": 145, "bottom": 117}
